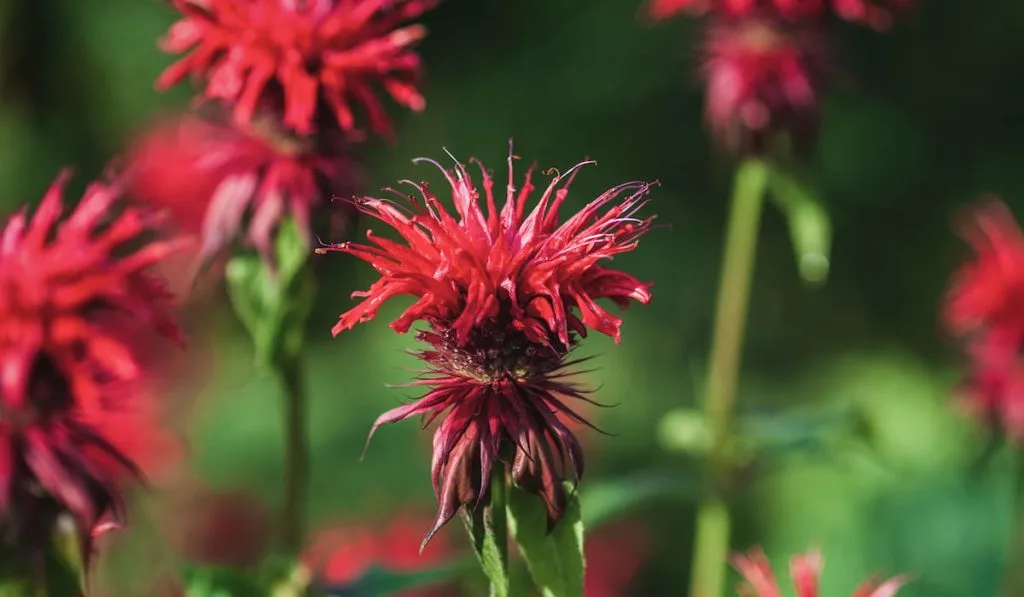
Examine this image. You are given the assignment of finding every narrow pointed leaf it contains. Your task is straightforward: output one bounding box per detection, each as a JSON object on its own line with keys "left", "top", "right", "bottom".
{"left": 225, "top": 218, "right": 315, "bottom": 367}
{"left": 320, "top": 560, "right": 471, "bottom": 597}
{"left": 462, "top": 506, "right": 510, "bottom": 597}
{"left": 767, "top": 166, "right": 832, "bottom": 285}
{"left": 507, "top": 484, "right": 584, "bottom": 597}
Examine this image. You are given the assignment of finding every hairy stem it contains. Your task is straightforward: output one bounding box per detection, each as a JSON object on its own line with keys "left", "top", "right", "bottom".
{"left": 489, "top": 466, "right": 509, "bottom": 597}
{"left": 688, "top": 159, "right": 769, "bottom": 597}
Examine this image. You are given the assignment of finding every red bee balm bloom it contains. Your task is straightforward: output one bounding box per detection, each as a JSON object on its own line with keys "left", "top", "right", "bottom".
{"left": 944, "top": 201, "right": 1024, "bottom": 440}
{"left": 648, "top": 0, "right": 912, "bottom": 29}
{"left": 317, "top": 149, "right": 654, "bottom": 543}
{"left": 127, "top": 115, "right": 356, "bottom": 270}
{"left": 732, "top": 548, "right": 907, "bottom": 597}
{"left": 0, "top": 172, "right": 181, "bottom": 556}
{"left": 157, "top": 0, "right": 437, "bottom": 137}
{"left": 304, "top": 514, "right": 455, "bottom": 596}
{"left": 701, "top": 17, "right": 825, "bottom": 153}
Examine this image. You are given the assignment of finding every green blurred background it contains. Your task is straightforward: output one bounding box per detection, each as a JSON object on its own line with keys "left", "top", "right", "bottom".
{"left": 3, "top": 0, "right": 1024, "bottom": 594}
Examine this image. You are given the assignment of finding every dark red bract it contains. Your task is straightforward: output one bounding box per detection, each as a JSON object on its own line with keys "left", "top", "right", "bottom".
{"left": 648, "top": 0, "right": 912, "bottom": 29}
{"left": 157, "top": 0, "right": 436, "bottom": 138}
{"left": 944, "top": 201, "right": 1024, "bottom": 441}
{"left": 701, "top": 17, "right": 825, "bottom": 153}
{"left": 127, "top": 115, "right": 356, "bottom": 271}
{"left": 732, "top": 548, "right": 907, "bottom": 597}
{"left": 0, "top": 172, "right": 181, "bottom": 559}
{"left": 317, "top": 149, "right": 654, "bottom": 544}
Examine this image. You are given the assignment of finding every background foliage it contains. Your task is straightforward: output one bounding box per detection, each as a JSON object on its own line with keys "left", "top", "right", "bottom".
{"left": 2, "top": 0, "right": 1023, "bottom": 594}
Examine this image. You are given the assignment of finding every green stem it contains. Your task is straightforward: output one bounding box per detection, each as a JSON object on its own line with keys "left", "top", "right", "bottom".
{"left": 688, "top": 158, "right": 769, "bottom": 597}
{"left": 489, "top": 466, "right": 509, "bottom": 597}
{"left": 277, "top": 355, "right": 309, "bottom": 554}
{"left": 1001, "top": 452, "right": 1024, "bottom": 597}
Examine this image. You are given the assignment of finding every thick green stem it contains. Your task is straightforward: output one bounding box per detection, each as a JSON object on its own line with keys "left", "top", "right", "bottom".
{"left": 277, "top": 356, "right": 309, "bottom": 554}
{"left": 688, "top": 159, "right": 769, "bottom": 597}
{"left": 1001, "top": 452, "right": 1024, "bottom": 597}
{"left": 489, "top": 466, "right": 509, "bottom": 597}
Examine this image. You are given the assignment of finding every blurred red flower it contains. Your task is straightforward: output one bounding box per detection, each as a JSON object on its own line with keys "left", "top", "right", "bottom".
{"left": 159, "top": 481, "right": 272, "bottom": 568}
{"left": 732, "top": 548, "right": 907, "bottom": 597}
{"left": 126, "top": 114, "right": 356, "bottom": 272}
{"left": 0, "top": 172, "right": 181, "bottom": 559}
{"left": 648, "top": 0, "right": 912, "bottom": 29}
{"left": 701, "top": 17, "right": 825, "bottom": 154}
{"left": 585, "top": 522, "right": 650, "bottom": 597}
{"left": 317, "top": 148, "right": 654, "bottom": 545}
{"left": 157, "top": 0, "right": 436, "bottom": 138}
{"left": 305, "top": 513, "right": 456, "bottom": 597}
{"left": 945, "top": 201, "right": 1024, "bottom": 440}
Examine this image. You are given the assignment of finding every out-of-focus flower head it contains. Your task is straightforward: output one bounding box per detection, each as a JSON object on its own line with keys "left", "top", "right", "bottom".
{"left": 648, "top": 0, "right": 914, "bottom": 29}
{"left": 0, "top": 171, "right": 181, "bottom": 563}
{"left": 944, "top": 201, "right": 1024, "bottom": 440}
{"left": 304, "top": 513, "right": 456, "bottom": 596}
{"left": 156, "top": 0, "right": 437, "bottom": 138}
{"left": 732, "top": 548, "right": 907, "bottom": 597}
{"left": 585, "top": 522, "right": 650, "bottom": 597}
{"left": 317, "top": 147, "right": 655, "bottom": 545}
{"left": 159, "top": 481, "right": 272, "bottom": 568}
{"left": 126, "top": 114, "right": 357, "bottom": 273}
{"left": 701, "top": 16, "right": 826, "bottom": 154}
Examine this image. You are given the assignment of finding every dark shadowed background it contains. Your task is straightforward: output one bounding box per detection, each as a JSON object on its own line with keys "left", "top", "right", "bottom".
{"left": 2, "top": 0, "right": 1023, "bottom": 594}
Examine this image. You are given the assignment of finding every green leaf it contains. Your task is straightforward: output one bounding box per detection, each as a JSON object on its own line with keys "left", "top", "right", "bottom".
{"left": 224, "top": 218, "right": 316, "bottom": 368}
{"left": 766, "top": 166, "right": 832, "bottom": 285}
{"left": 580, "top": 470, "right": 700, "bottom": 528}
{"left": 507, "top": 484, "right": 584, "bottom": 597}
{"left": 182, "top": 564, "right": 266, "bottom": 597}
{"left": 734, "top": 403, "right": 876, "bottom": 468}
{"left": 319, "top": 560, "right": 471, "bottom": 597}
{"left": 462, "top": 505, "right": 510, "bottom": 597}
{"left": 0, "top": 540, "right": 83, "bottom": 597}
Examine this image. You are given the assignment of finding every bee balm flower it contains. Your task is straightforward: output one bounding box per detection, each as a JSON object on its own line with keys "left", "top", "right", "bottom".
{"left": 944, "top": 201, "right": 1024, "bottom": 441}
{"left": 156, "top": 0, "right": 437, "bottom": 138}
{"left": 317, "top": 148, "right": 654, "bottom": 544}
{"left": 701, "top": 17, "right": 825, "bottom": 154}
{"left": 127, "top": 114, "right": 356, "bottom": 272}
{"left": 648, "top": 0, "right": 912, "bottom": 29}
{"left": 732, "top": 548, "right": 907, "bottom": 597}
{"left": 0, "top": 172, "right": 181, "bottom": 560}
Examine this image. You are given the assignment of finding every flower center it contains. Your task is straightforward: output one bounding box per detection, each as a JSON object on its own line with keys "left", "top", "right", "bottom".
{"left": 0, "top": 356, "right": 72, "bottom": 430}
{"left": 424, "top": 323, "right": 565, "bottom": 384}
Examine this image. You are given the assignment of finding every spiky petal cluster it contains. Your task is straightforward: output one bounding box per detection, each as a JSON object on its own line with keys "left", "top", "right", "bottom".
{"left": 648, "top": 0, "right": 913, "bottom": 29}
{"left": 127, "top": 115, "right": 356, "bottom": 271}
{"left": 0, "top": 172, "right": 181, "bottom": 558}
{"left": 157, "top": 0, "right": 436, "bottom": 138}
{"left": 305, "top": 513, "right": 455, "bottom": 596}
{"left": 317, "top": 150, "right": 654, "bottom": 543}
{"left": 732, "top": 548, "right": 907, "bottom": 597}
{"left": 944, "top": 201, "right": 1024, "bottom": 441}
{"left": 702, "top": 17, "right": 825, "bottom": 153}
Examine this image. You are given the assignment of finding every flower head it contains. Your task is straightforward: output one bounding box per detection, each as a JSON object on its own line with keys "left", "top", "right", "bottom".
{"left": 317, "top": 148, "right": 654, "bottom": 544}
{"left": 305, "top": 513, "right": 455, "bottom": 596}
{"left": 648, "top": 0, "right": 913, "bottom": 29}
{"left": 0, "top": 171, "right": 181, "bottom": 560}
{"left": 127, "top": 114, "right": 357, "bottom": 272}
{"left": 944, "top": 201, "right": 1024, "bottom": 440}
{"left": 732, "top": 548, "right": 907, "bottom": 597}
{"left": 157, "top": 0, "right": 437, "bottom": 138}
{"left": 701, "top": 17, "right": 826, "bottom": 154}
